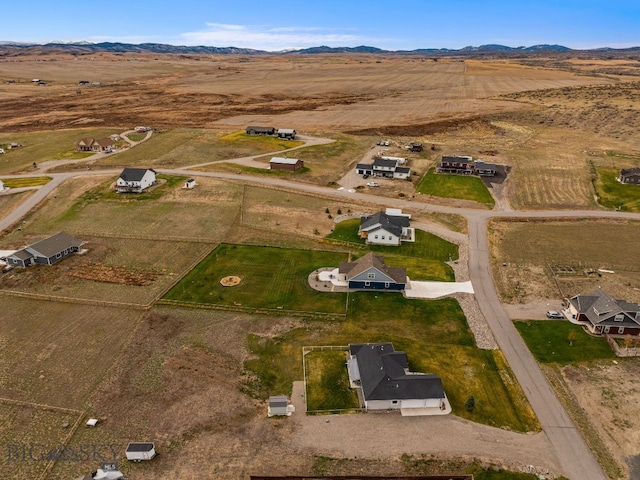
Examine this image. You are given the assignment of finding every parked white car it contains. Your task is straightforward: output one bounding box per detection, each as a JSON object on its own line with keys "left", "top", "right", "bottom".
{"left": 0, "top": 148, "right": 5, "bottom": 154}
{"left": 367, "top": 182, "right": 379, "bottom": 187}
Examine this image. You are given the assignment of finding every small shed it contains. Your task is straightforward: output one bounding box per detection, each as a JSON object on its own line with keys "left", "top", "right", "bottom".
{"left": 269, "top": 157, "right": 304, "bottom": 172}
{"left": 268, "top": 395, "right": 290, "bottom": 416}
{"left": 125, "top": 442, "right": 156, "bottom": 461}
{"left": 86, "top": 418, "right": 99, "bottom": 427}
{"left": 277, "top": 128, "right": 297, "bottom": 140}
{"left": 183, "top": 178, "right": 196, "bottom": 189}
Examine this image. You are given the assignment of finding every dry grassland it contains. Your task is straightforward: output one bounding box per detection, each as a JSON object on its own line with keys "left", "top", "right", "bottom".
{"left": 489, "top": 218, "right": 640, "bottom": 304}
{"left": 0, "top": 190, "right": 34, "bottom": 222}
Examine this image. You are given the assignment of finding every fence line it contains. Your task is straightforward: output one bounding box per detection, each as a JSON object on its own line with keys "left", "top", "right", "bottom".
{"left": 158, "top": 299, "right": 346, "bottom": 319}
{"left": 69, "top": 231, "right": 220, "bottom": 244}
{"left": 604, "top": 335, "right": 640, "bottom": 357}
{"left": 0, "top": 290, "right": 148, "bottom": 310}
{"left": 0, "top": 396, "right": 83, "bottom": 414}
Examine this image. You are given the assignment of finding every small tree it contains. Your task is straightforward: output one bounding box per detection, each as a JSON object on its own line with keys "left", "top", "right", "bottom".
{"left": 325, "top": 207, "right": 330, "bottom": 214}
{"left": 624, "top": 334, "right": 634, "bottom": 349}
{"left": 567, "top": 329, "right": 577, "bottom": 346}
{"left": 465, "top": 396, "right": 475, "bottom": 412}
{"left": 337, "top": 208, "right": 342, "bottom": 215}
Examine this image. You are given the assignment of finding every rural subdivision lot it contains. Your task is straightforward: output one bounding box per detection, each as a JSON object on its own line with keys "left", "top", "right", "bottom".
{"left": 1, "top": 51, "right": 640, "bottom": 480}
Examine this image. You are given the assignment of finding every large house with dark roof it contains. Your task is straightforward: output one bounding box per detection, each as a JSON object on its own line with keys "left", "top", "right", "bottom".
{"left": 4, "top": 232, "right": 85, "bottom": 267}
{"left": 338, "top": 252, "right": 406, "bottom": 291}
{"left": 355, "top": 156, "right": 411, "bottom": 180}
{"left": 76, "top": 137, "right": 117, "bottom": 153}
{"left": 347, "top": 343, "right": 450, "bottom": 415}
{"left": 115, "top": 168, "right": 157, "bottom": 193}
{"left": 567, "top": 289, "right": 640, "bottom": 337}
{"left": 436, "top": 155, "right": 497, "bottom": 176}
{"left": 358, "top": 209, "right": 414, "bottom": 246}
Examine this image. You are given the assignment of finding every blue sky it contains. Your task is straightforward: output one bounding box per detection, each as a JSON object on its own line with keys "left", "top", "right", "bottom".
{"left": 2, "top": 0, "right": 639, "bottom": 51}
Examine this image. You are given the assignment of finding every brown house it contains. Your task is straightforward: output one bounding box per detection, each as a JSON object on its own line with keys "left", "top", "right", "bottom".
{"left": 76, "top": 137, "right": 116, "bottom": 152}
{"left": 269, "top": 157, "right": 304, "bottom": 172}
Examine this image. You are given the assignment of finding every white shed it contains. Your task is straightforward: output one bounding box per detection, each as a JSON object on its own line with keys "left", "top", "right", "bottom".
{"left": 268, "top": 395, "right": 290, "bottom": 416}
{"left": 125, "top": 442, "right": 156, "bottom": 461}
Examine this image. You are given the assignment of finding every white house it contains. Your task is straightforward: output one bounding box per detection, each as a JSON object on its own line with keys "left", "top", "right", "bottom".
{"left": 347, "top": 343, "right": 450, "bottom": 415}
{"left": 358, "top": 209, "right": 414, "bottom": 246}
{"left": 356, "top": 157, "right": 411, "bottom": 180}
{"left": 115, "top": 168, "right": 156, "bottom": 193}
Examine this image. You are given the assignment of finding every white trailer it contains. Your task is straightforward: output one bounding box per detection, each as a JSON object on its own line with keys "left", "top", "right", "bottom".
{"left": 125, "top": 442, "right": 156, "bottom": 461}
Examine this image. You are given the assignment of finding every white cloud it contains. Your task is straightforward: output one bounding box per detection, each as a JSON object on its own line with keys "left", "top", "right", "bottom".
{"left": 180, "top": 23, "right": 364, "bottom": 51}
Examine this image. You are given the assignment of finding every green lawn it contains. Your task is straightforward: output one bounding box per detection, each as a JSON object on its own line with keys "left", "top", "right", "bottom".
{"left": 246, "top": 294, "right": 539, "bottom": 432}
{"left": 595, "top": 166, "right": 640, "bottom": 212}
{"left": 416, "top": 168, "right": 495, "bottom": 207}
{"left": 515, "top": 320, "right": 616, "bottom": 364}
{"left": 1, "top": 176, "right": 52, "bottom": 188}
{"left": 327, "top": 219, "right": 459, "bottom": 261}
{"left": 304, "top": 350, "right": 360, "bottom": 412}
{"left": 164, "top": 244, "right": 348, "bottom": 314}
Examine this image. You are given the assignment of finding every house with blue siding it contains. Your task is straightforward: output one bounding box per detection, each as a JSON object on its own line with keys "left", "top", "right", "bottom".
{"left": 338, "top": 252, "right": 406, "bottom": 291}
{"left": 5, "top": 231, "right": 85, "bottom": 267}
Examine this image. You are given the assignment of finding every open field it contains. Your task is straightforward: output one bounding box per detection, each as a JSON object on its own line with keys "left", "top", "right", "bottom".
{"left": 0, "top": 128, "right": 121, "bottom": 174}
{"left": 489, "top": 218, "right": 640, "bottom": 304}
{"left": 0, "top": 176, "right": 51, "bottom": 188}
{"left": 0, "top": 236, "right": 212, "bottom": 305}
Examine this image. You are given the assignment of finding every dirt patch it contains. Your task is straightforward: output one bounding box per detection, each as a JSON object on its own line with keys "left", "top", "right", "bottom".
{"left": 68, "top": 262, "right": 160, "bottom": 286}
{"left": 560, "top": 360, "right": 640, "bottom": 479}
{"left": 220, "top": 275, "right": 241, "bottom": 286}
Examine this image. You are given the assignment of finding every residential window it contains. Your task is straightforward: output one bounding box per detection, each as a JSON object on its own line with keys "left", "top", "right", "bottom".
{"left": 364, "top": 281, "right": 370, "bottom": 287}
{"left": 374, "top": 235, "right": 378, "bottom": 239}
{"left": 367, "top": 273, "right": 375, "bottom": 279}
{"left": 385, "top": 282, "right": 390, "bottom": 288}
{"left": 614, "top": 314, "right": 624, "bottom": 322}
{"left": 391, "top": 400, "right": 398, "bottom": 405}
{"left": 56, "top": 253, "right": 62, "bottom": 259}
{"left": 618, "top": 327, "right": 624, "bottom": 334}
{"left": 381, "top": 235, "right": 385, "bottom": 240}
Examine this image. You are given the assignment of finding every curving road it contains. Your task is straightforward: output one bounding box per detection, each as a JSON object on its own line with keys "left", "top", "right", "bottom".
{"left": 3, "top": 135, "right": 637, "bottom": 480}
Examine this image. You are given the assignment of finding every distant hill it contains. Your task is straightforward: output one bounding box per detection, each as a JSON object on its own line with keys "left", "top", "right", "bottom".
{"left": 0, "top": 41, "right": 637, "bottom": 57}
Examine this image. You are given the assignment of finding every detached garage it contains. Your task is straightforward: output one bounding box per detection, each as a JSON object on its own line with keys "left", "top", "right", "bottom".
{"left": 269, "top": 157, "right": 304, "bottom": 172}
{"left": 125, "top": 442, "right": 156, "bottom": 461}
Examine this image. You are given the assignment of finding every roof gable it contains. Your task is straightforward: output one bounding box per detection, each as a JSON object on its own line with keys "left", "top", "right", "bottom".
{"left": 27, "top": 231, "right": 83, "bottom": 258}
{"left": 119, "top": 168, "right": 155, "bottom": 182}
{"left": 570, "top": 289, "right": 640, "bottom": 326}
{"left": 350, "top": 343, "right": 444, "bottom": 401}
{"left": 338, "top": 252, "right": 406, "bottom": 284}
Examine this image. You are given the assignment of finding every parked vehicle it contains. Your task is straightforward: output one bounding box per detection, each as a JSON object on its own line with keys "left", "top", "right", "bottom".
{"left": 367, "top": 182, "right": 379, "bottom": 187}
{"left": 546, "top": 310, "right": 564, "bottom": 319}
{"left": 363, "top": 174, "right": 370, "bottom": 179}
{"left": 0, "top": 149, "right": 5, "bottom": 154}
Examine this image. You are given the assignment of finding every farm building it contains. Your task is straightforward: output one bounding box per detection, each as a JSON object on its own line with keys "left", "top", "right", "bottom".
{"left": 358, "top": 208, "right": 414, "bottom": 246}
{"left": 77, "top": 137, "right": 117, "bottom": 153}
{"left": 76, "top": 463, "right": 124, "bottom": 480}
{"left": 618, "top": 168, "right": 640, "bottom": 184}
{"left": 246, "top": 126, "right": 275, "bottom": 136}
{"left": 115, "top": 168, "right": 157, "bottom": 193}
{"left": 276, "top": 128, "right": 297, "bottom": 140}
{"left": 436, "top": 155, "right": 497, "bottom": 176}
{"left": 347, "top": 342, "right": 450, "bottom": 415}
{"left": 125, "top": 442, "right": 157, "bottom": 461}
{"left": 338, "top": 252, "right": 406, "bottom": 291}
{"left": 269, "top": 157, "right": 304, "bottom": 172}
{"left": 183, "top": 178, "right": 196, "bottom": 189}
{"left": 356, "top": 156, "right": 411, "bottom": 179}
{"left": 5, "top": 231, "right": 85, "bottom": 267}
{"left": 566, "top": 289, "right": 640, "bottom": 337}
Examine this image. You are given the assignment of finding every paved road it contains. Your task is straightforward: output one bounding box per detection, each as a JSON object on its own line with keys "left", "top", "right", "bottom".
{"left": 3, "top": 136, "right": 638, "bottom": 480}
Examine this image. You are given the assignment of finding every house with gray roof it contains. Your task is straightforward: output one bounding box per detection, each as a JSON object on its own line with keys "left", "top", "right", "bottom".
{"left": 566, "top": 288, "right": 640, "bottom": 337}
{"left": 436, "top": 155, "right": 497, "bottom": 176}
{"left": 246, "top": 126, "right": 276, "bottom": 136}
{"left": 338, "top": 252, "right": 406, "bottom": 291}
{"left": 358, "top": 208, "right": 414, "bottom": 246}
{"left": 115, "top": 168, "right": 156, "bottom": 193}
{"left": 618, "top": 167, "right": 640, "bottom": 185}
{"left": 347, "top": 343, "right": 450, "bottom": 415}
{"left": 355, "top": 156, "right": 411, "bottom": 180}
{"left": 5, "top": 231, "right": 85, "bottom": 267}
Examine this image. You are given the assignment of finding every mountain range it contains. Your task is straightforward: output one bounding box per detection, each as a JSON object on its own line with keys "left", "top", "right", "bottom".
{"left": 0, "top": 41, "right": 638, "bottom": 56}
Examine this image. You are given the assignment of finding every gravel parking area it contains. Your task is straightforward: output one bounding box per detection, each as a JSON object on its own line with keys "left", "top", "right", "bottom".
{"left": 289, "top": 381, "right": 561, "bottom": 478}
